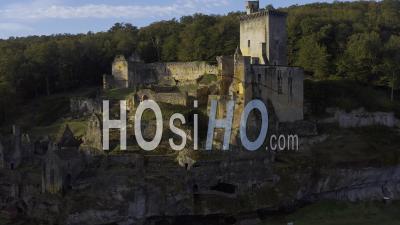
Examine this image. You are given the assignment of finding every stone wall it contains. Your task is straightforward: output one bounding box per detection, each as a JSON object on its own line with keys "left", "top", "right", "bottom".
{"left": 252, "top": 65, "right": 304, "bottom": 122}
{"left": 155, "top": 92, "right": 188, "bottom": 106}
{"left": 323, "top": 108, "right": 397, "bottom": 128}
{"left": 82, "top": 114, "right": 102, "bottom": 151}
{"left": 70, "top": 98, "right": 101, "bottom": 117}
{"left": 217, "top": 56, "right": 234, "bottom": 94}
{"left": 136, "top": 89, "right": 188, "bottom": 106}
{"left": 148, "top": 61, "right": 218, "bottom": 82}
{"left": 42, "top": 149, "right": 84, "bottom": 194}
{"left": 111, "top": 55, "right": 218, "bottom": 89}
{"left": 266, "top": 11, "right": 288, "bottom": 66}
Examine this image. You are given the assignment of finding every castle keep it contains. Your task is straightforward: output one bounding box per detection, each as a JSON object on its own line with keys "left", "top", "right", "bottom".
{"left": 106, "top": 0, "right": 304, "bottom": 123}
{"left": 241, "top": 1, "right": 288, "bottom": 65}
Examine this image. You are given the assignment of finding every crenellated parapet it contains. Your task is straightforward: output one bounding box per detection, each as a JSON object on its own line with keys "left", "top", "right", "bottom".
{"left": 240, "top": 9, "right": 287, "bottom": 21}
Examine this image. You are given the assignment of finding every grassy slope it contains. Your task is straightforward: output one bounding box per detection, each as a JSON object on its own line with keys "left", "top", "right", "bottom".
{"left": 311, "top": 125, "right": 400, "bottom": 168}
{"left": 102, "top": 88, "right": 136, "bottom": 100}
{"left": 305, "top": 80, "right": 400, "bottom": 118}
{"left": 29, "top": 118, "right": 88, "bottom": 139}
{"left": 0, "top": 87, "right": 98, "bottom": 138}
{"left": 0, "top": 84, "right": 399, "bottom": 224}
{"left": 263, "top": 201, "right": 400, "bottom": 225}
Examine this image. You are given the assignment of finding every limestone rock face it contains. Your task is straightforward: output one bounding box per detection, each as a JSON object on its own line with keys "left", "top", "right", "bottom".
{"left": 300, "top": 166, "right": 400, "bottom": 202}
{"left": 3, "top": 151, "right": 400, "bottom": 225}
{"left": 67, "top": 209, "right": 121, "bottom": 225}
{"left": 176, "top": 149, "right": 197, "bottom": 170}
{"left": 321, "top": 108, "right": 398, "bottom": 128}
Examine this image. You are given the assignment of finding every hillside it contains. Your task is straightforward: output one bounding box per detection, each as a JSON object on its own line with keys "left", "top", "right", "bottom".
{"left": 1, "top": 1, "right": 400, "bottom": 126}
{"left": 1, "top": 1, "right": 400, "bottom": 224}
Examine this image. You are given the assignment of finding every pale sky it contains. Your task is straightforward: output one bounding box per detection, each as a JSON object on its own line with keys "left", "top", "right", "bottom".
{"left": 0, "top": 0, "right": 354, "bottom": 39}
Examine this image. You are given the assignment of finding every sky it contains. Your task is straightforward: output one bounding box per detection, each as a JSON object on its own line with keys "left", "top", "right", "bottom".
{"left": 0, "top": 0, "right": 350, "bottom": 39}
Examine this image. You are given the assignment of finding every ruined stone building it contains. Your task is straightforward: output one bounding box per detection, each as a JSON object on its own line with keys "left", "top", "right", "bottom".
{"left": 105, "top": 0, "right": 304, "bottom": 124}
{"left": 0, "top": 125, "right": 34, "bottom": 170}
{"left": 42, "top": 145, "right": 84, "bottom": 194}
{"left": 215, "top": 1, "right": 303, "bottom": 125}
{"left": 56, "top": 125, "right": 82, "bottom": 150}
{"left": 42, "top": 125, "right": 84, "bottom": 194}
{"left": 106, "top": 54, "right": 218, "bottom": 89}
{"left": 70, "top": 97, "right": 102, "bottom": 117}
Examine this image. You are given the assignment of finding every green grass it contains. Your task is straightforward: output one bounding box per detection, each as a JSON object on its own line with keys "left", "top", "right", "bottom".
{"left": 262, "top": 201, "right": 400, "bottom": 225}
{"left": 178, "top": 83, "right": 198, "bottom": 93}
{"left": 198, "top": 74, "right": 217, "bottom": 85}
{"left": 310, "top": 126, "right": 400, "bottom": 168}
{"left": 16, "top": 96, "right": 70, "bottom": 128}
{"left": 30, "top": 118, "right": 88, "bottom": 139}
{"left": 1, "top": 87, "right": 97, "bottom": 132}
{"left": 102, "top": 88, "right": 136, "bottom": 100}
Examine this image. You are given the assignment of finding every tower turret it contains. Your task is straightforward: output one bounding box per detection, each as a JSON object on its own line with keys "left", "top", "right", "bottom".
{"left": 246, "top": 1, "right": 259, "bottom": 15}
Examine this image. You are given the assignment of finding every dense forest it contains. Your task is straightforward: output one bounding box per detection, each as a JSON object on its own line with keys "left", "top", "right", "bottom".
{"left": 0, "top": 0, "right": 400, "bottom": 124}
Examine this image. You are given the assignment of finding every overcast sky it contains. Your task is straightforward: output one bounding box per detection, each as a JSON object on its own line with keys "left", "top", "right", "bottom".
{"left": 0, "top": 0, "right": 353, "bottom": 39}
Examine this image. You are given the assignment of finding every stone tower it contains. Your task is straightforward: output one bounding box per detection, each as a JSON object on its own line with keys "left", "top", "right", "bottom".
{"left": 246, "top": 1, "right": 259, "bottom": 14}
{"left": 240, "top": 1, "right": 288, "bottom": 66}
{"left": 111, "top": 55, "right": 130, "bottom": 88}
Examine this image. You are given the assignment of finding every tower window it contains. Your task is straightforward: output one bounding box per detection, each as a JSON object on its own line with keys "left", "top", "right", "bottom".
{"left": 248, "top": 40, "right": 251, "bottom": 48}
{"left": 288, "top": 77, "right": 293, "bottom": 100}
{"left": 277, "top": 72, "right": 283, "bottom": 95}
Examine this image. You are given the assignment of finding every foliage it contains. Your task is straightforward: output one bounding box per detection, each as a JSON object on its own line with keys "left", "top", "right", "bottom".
{"left": 1, "top": 1, "right": 400, "bottom": 125}
{"left": 296, "top": 34, "right": 330, "bottom": 79}
{"left": 288, "top": 0, "right": 400, "bottom": 83}
{"left": 102, "top": 88, "right": 136, "bottom": 100}
{"left": 337, "top": 32, "right": 382, "bottom": 82}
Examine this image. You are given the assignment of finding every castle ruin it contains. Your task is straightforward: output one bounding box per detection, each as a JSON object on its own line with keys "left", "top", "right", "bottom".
{"left": 105, "top": 0, "right": 304, "bottom": 124}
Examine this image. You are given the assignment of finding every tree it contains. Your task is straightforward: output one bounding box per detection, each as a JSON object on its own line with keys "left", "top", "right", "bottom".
{"left": 380, "top": 0, "right": 400, "bottom": 30}
{"left": 337, "top": 32, "right": 382, "bottom": 82}
{"left": 109, "top": 23, "right": 139, "bottom": 56}
{"left": 0, "top": 80, "right": 16, "bottom": 123}
{"left": 382, "top": 35, "right": 400, "bottom": 101}
{"left": 23, "top": 41, "right": 59, "bottom": 96}
{"left": 296, "top": 35, "right": 330, "bottom": 79}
